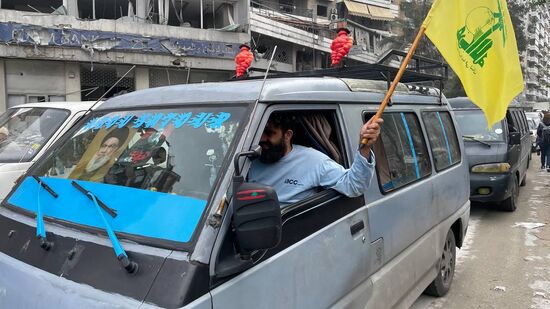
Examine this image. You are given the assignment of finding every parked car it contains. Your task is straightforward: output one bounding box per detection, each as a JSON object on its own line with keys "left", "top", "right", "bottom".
{"left": 0, "top": 73, "right": 469, "bottom": 308}
{"left": 0, "top": 101, "right": 95, "bottom": 200}
{"left": 450, "top": 97, "right": 531, "bottom": 211}
{"left": 526, "top": 111, "right": 543, "bottom": 123}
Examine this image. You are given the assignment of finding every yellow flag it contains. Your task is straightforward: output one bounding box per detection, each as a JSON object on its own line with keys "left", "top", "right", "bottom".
{"left": 423, "top": 0, "right": 524, "bottom": 127}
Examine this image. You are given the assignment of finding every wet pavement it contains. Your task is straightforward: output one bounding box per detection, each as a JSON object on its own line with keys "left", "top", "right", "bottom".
{"left": 412, "top": 160, "right": 550, "bottom": 309}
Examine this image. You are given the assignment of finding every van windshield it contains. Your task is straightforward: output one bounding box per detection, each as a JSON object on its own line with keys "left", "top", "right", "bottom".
{"left": 7, "top": 106, "right": 246, "bottom": 246}
{"left": 454, "top": 110, "right": 504, "bottom": 142}
{"left": 0, "top": 107, "right": 69, "bottom": 163}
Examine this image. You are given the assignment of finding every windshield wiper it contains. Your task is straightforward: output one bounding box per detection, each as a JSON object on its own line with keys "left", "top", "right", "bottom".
{"left": 71, "top": 181, "right": 117, "bottom": 218}
{"left": 31, "top": 176, "right": 57, "bottom": 251}
{"left": 463, "top": 135, "right": 491, "bottom": 147}
{"left": 71, "top": 181, "right": 138, "bottom": 273}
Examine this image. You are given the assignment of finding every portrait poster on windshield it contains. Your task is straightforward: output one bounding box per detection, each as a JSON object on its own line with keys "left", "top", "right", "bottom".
{"left": 69, "top": 127, "right": 134, "bottom": 182}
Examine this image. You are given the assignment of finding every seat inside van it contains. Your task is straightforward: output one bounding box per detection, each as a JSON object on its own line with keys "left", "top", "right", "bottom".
{"left": 275, "top": 111, "right": 344, "bottom": 166}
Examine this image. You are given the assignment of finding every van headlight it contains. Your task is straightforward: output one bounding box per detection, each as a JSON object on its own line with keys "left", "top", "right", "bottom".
{"left": 471, "top": 163, "right": 511, "bottom": 173}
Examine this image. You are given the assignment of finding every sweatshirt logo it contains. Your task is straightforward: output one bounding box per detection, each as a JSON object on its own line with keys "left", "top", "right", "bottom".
{"left": 284, "top": 178, "right": 301, "bottom": 186}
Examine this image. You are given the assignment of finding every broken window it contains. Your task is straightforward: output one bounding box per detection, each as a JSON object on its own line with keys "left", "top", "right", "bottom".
{"left": 80, "top": 64, "right": 135, "bottom": 100}
{"left": 317, "top": 5, "right": 327, "bottom": 17}
{"left": 75, "top": 0, "right": 237, "bottom": 29}
{"left": 1, "top": 0, "right": 63, "bottom": 13}
{"left": 164, "top": 0, "right": 236, "bottom": 29}
{"left": 78, "top": 0, "right": 137, "bottom": 20}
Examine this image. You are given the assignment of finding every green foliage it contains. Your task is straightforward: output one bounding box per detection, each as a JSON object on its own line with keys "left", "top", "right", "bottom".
{"left": 381, "top": 0, "right": 440, "bottom": 61}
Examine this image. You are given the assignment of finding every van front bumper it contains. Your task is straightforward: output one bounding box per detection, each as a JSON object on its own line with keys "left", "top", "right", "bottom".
{"left": 469, "top": 172, "right": 513, "bottom": 203}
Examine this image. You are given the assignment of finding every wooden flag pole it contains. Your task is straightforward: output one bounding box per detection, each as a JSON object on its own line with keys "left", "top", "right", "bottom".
{"left": 361, "top": 25, "right": 427, "bottom": 145}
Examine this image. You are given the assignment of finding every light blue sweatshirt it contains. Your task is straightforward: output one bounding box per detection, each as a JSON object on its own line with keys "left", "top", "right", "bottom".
{"left": 248, "top": 145, "right": 375, "bottom": 206}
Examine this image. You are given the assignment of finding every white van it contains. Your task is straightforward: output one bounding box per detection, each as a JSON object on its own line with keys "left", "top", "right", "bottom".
{"left": 0, "top": 101, "right": 95, "bottom": 200}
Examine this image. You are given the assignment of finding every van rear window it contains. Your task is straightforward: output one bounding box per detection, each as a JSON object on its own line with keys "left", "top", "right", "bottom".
{"left": 371, "top": 112, "right": 431, "bottom": 193}
{"left": 422, "top": 111, "right": 461, "bottom": 171}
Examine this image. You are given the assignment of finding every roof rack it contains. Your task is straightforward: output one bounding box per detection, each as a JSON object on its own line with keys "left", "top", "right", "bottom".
{"left": 246, "top": 50, "right": 448, "bottom": 84}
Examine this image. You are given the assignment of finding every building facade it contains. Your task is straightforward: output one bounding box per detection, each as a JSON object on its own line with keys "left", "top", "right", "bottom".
{"left": 0, "top": 0, "right": 250, "bottom": 111}
{"left": 248, "top": 0, "right": 399, "bottom": 73}
{"left": 519, "top": 2, "right": 549, "bottom": 110}
{"left": 0, "top": 0, "right": 401, "bottom": 112}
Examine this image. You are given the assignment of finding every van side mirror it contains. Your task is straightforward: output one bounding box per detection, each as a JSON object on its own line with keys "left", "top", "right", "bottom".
{"left": 509, "top": 132, "right": 521, "bottom": 145}
{"left": 231, "top": 146, "right": 281, "bottom": 259}
{"left": 233, "top": 182, "right": 281, "bottom": 259}
{"left": 213, "top": 147, "right": 282, "bottom": 278}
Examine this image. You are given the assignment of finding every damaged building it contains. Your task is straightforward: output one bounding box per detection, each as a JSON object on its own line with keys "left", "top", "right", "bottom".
{"left": 248, "top": 0, "right": 399, "bottom": 73}
{"left": 0, "top": 0, "right": 400, "bottom": 110}
{"left": 0, "top": 0, "right": 249, "bottom": 110}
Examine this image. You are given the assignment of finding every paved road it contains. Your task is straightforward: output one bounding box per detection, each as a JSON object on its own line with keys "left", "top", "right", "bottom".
{"left": 412, "top": 162, "right": 550, "bottom": 309}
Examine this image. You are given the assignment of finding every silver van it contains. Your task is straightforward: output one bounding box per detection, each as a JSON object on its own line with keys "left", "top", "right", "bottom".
{"left": 0, "top": 65, "right": 470, "bottom": 308}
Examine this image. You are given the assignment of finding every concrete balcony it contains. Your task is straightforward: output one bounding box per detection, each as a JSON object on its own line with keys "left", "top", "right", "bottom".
{"left": 527, "top": 43, "right": 539, "bottom": 54}
{"left": 527, "top": 67, "right": 539, "bottom": 75}
{"left": 250, "top": 11, "right": 380, "bottom": 65}
{"left": 527, "top": 55, "right": 539, "bottom": 64}
{"left": 526, "top": 76, "right": 539, "bottom": 86}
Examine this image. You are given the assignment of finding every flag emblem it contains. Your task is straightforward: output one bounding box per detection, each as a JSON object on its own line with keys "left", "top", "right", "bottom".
{"left": 457, "top": 1, "right": 507, "bottom": 72}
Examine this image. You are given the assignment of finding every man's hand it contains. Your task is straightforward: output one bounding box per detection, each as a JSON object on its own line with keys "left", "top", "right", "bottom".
{"left": 359, "top": 117, "right": 384, "bottom": 159}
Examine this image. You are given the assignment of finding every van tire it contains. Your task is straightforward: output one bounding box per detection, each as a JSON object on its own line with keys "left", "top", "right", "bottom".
{"left": 501, "top": 176, "right": 518, "bottom": 212}
{"left": 424, "top": 229, "right": 456, "bottom": 297}
{"left": 520, "top": 174, "right": 526, "bottom": 187}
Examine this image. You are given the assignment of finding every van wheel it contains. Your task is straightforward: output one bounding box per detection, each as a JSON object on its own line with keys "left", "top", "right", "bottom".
{"left": 501, "top": 176, "right": 518, "bottom": 212}
{"left": 424, "top": 229, "right": 456, "bottom": 297}
{"left": 520, "top": 174, "right": 526, "bottom": 187}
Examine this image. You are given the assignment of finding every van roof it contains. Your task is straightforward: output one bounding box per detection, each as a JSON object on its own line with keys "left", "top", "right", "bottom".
{"left": 449, "top": 97, "right": 524, "bottom": 111}
{"left": 99, "top": 77, "right": 446, "bottom": 110}
{"left": 448, "top": 97, "right": 478, "bottom": 110}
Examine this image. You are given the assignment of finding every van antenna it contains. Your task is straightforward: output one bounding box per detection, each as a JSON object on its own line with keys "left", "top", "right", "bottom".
{"left": 86, "top": 65, "right": 137, "bottom": 113}
{"left": 256, "top": 45, "right": 277, "bottom": 103}
{"left": 248, "top": 45, "right": 277, "bottom": 131}
{"left": 233, "top": 45, "right": 277, "bottom": 169}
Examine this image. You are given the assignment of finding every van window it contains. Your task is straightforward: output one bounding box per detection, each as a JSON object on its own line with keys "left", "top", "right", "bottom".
{"left": 509, "top": 110, "right": 526, "bottom": 134}
{"left": 422, "top": 111, "right": 461, "bottom": 171}
{"left": 0, "top": 107, "right": 69, "bottom": 163}
{"left": 13, "top": 105, "right": 248, "bottom": 246}
{"left": 372, "top": 112, "right": 431, "bottom": 192}
{"left": 513, "top": 111, "right": 524, "bottom": 134}
{"left": 519, "top": 111, "right": 528, "bottom": 134}
{"left": 506, "top": 111, "right": 518, "bottom": 133}
{"left": 241, "top": 109, "right": 363, "bottom": 261}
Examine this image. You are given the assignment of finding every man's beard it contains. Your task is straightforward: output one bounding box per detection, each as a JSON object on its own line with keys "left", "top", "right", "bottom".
{"left": 259, "top": 141, "right": 286, "bottom": 164}
{"left": 85, "top": 154, "right": 111, "bottom": 173}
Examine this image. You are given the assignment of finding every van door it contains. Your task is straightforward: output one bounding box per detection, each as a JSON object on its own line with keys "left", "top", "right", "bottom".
{"left": 363, "top": 111, "right": 435, "bottom": 305}
{"left": 210, "top": 108, "right": 373, "bottom": 308}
